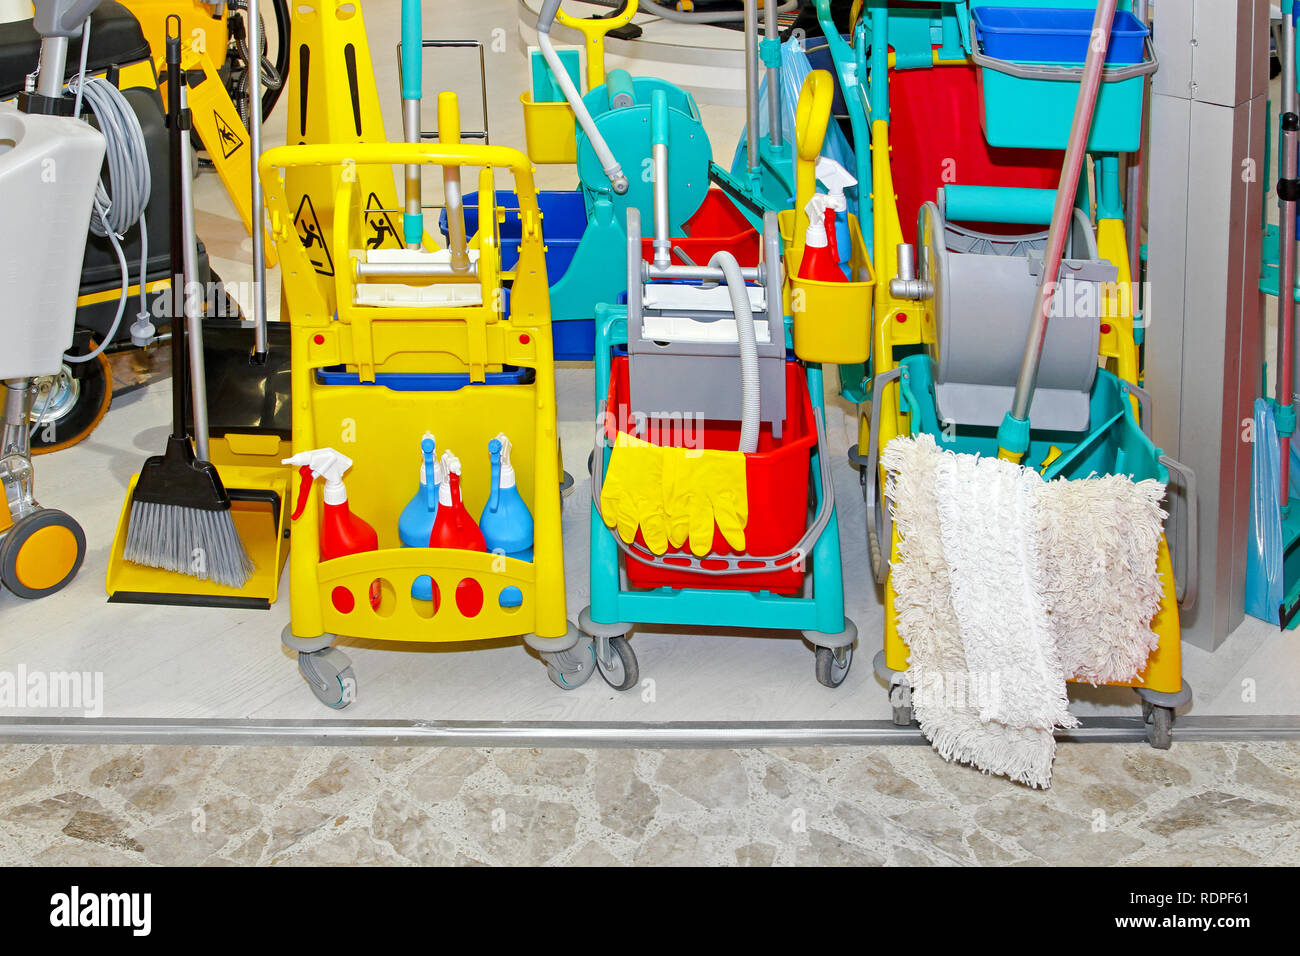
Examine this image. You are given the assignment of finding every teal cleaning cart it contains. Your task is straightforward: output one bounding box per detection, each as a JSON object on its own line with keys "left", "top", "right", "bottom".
{"left": 577, "top": 204, "right": 856, "bottom": 689}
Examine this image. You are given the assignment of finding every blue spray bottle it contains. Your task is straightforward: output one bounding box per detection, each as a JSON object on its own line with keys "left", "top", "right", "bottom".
{"left": 480, "top": 432, "right": 533, "bottom": 562}
{"left": 398, "top": 432, "right": 440, "bottom": 599}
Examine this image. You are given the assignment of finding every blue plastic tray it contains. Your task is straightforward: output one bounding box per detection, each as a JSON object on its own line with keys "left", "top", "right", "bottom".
{"left": 316, "top": 365, "right": 533, "bottom": 389}
{"left": 973, "top": 6, "right": 1148, "bottom": 65}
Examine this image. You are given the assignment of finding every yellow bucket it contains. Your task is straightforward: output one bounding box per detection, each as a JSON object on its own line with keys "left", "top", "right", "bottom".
{"left": 520, "top": 93, "right": 578, "bottom": 164}
{"left": 782, "top": 210, "right": 875, "bottom": 364}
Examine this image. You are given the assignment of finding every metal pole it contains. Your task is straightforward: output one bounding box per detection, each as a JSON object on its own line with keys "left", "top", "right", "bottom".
{"left": 744, "top": 0, "right": 759, "bottom": 172}
{"left": 1124, "top": 0, "right": 1149, "bottom": 285}
{"left": 1278, "top": 7, "right": 1298, "bottom": 499}
{"left": 402, "top": 0, "right": 423, "bottom": 250}
{"left": 439, "top": 92, "right": 470, "bottom": 272}
{"left": 35, "top": 36, "right": 68, "bottom": 97}
{"left": 1009, "top": 0, "right": 1119, "bottom": 425}
{"left": 764, "top": 0, "right": 781, "bottom": 148}
{"left": 179, "top": 83, "right": 210, "bottom": 461}
{"left": 247, "top": 0, "right": 268, "bottom": 358}
{"left": 651, "top": 90, "right": 671, "bottom": 269}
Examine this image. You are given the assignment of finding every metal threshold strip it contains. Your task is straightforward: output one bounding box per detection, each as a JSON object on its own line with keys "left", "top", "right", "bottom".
{"left": 0, "top": 716, "right": 1296, "bottom": 748}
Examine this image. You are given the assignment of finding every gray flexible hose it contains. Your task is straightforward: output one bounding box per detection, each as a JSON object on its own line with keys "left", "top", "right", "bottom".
{"left": 709, "top": 250, "right": 760, "bottom": 453}
{"left": 638, "top": 0, "right": 798, "bottom": 25}
{"left": 64, "top": 25, "right": 153, "bottom": 361}
{"left": 536, "top": 0, "right": 628, "bottom": 194}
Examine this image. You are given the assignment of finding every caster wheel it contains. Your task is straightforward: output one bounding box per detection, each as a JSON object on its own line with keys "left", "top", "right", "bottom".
{"left": 299, "top": 648, "right": 356, "bottom": 709}
{"left": 595, "top": 635, "right": 638, "bottom": 691}
{"left": 543, "top": 637, "right": 596, "bottom": 690}
{"left": 1143, "top": 700, "right": 1173, "bottom": 750}
{"left": 0, "top": 508, "right": 86, "bottom": 599}
{"left": 587, "top": 449, "right": 594, "bottom": 477}
{"left": 560, "top": 470, "right": 575, "bottom": 498}
{"left": 29, "top": 348, "right": 112, "bottom": 455}
{"left": 815, "top": 644, "right": 853, "bottom": 688}
{"left": 889, "top": 683, "right": 913, "bottom": 726}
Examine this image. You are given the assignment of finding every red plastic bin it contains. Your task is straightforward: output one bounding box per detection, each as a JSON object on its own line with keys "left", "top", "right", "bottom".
{"left": 604, "top": 355, "right": 815, "bottom": 594}
{"left": 639, "top": 189, "right": 761, "bottom": 267}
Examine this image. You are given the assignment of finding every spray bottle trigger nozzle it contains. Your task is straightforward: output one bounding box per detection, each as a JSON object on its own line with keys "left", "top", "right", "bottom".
{"left": 421, "top": 436, "right": 438, "bottom": 510}
{"left": 291, "top": 465, "right": 315, "bottom": 521}
{"left": 487, "top": 438, "right": 503, "bottom": 513}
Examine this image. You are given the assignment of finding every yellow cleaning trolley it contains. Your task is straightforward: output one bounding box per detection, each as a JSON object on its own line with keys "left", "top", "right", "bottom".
{"left": 261, "top": 139, "right": 587, "bottom": 708}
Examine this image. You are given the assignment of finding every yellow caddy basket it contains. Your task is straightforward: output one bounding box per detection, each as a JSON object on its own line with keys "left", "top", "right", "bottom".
{"left": 261, "top": 141, "right": 586, "bottom": 705}
{"left": 779, "top": 70, "right": 875, "bottom": 366}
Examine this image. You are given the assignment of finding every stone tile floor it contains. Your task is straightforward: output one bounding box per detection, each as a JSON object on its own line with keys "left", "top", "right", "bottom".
{"left": 0, "top": 742, "right": 1295, "bottom": 866}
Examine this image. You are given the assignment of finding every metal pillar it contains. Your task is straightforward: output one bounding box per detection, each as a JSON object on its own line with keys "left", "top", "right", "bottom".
{"left": 1145, "top": 0, "right": 1270, "bottom": 650}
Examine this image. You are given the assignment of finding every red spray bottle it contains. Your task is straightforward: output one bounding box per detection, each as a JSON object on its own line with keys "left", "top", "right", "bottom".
{"left": 798, "top": 193, "right": 848, "bottom": 283}
{"left": 428, "top": 450, "right": 488, "bottom": 616}
{"left": 285, "top": 447, "right": 380, "bottom": 609}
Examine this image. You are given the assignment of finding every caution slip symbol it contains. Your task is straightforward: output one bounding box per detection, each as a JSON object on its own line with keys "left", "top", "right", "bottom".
{"left": 213, "top": 110, "right": 244, "bottom": 159}
{"left": 294, "top": 194, "right": 334, "bottom": 276}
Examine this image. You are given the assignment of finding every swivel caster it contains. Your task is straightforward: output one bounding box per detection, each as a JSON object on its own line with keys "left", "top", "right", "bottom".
{"left": 543, "top": 636, "right": 596, "bottom": 689}
{"left": 298, "top": 647, "right": 356, "bottom": 709}
{"left": 815, "top": 644, "right": 853, "bottom": 688}
{"left": 1142, "top": 700, "right": 1173, "bottom": 750}
{"left": 889, "top": 683, "right": 913, "bottom": 726}
{"left": 0, "top": 508, "right": 86, "bottom": 599}
{"left": 594, "top": 635, "right": 638, "bottom": 691}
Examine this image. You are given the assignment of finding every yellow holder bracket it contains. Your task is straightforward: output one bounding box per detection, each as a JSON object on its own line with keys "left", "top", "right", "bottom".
{"left": 521, "top": 0, "right": 638, "bottom": 163}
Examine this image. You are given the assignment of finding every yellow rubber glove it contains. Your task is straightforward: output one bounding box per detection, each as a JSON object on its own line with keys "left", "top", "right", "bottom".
{"left": 664, "top": 449, "right": 749, "bottom": 557}
{"left": 599, "top": 432, "right": 671, "bottom": 554}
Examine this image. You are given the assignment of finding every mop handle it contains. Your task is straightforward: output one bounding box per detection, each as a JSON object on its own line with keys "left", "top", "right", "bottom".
{"left": 402, "top": 0, "right": 423, "bottom": 251}
{"left": 764, "top": 0, "right": 781, "bottom": 149}
{"left": 743, "top": 0, "right": 759, "bottom": 172}
{"left": 1004, "top": 0, "right": 1119, "bottom": 453}
{"left": 1278, "top": 1, "right": 1298, "bottom": 498}
{"left": 248, "top": 0, "right": 268, "bottom": 359}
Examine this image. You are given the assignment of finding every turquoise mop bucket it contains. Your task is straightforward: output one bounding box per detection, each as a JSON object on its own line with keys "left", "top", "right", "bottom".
{"left": 969, "top": 5, "right": 1157, "bottom": 152}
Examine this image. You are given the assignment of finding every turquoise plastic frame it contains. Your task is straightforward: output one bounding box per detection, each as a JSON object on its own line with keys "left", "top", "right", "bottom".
{"left": 895, "top": 354, "right": 1168, "bottom": 484}
{"left": 585, "top": 305, "right": 849, "bottom": 637}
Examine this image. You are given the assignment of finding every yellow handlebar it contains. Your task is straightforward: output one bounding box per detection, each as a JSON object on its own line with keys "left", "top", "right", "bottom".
{"left": 259, "top": 142, "right": 540, "bottom": 214}
{"left": 554, "top": 0, "right": 638, "bottom": 90}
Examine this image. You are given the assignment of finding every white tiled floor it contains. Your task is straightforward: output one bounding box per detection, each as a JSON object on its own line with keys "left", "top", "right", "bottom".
{"left": 2, "top": 0, "right": 1296, "bottom": 724}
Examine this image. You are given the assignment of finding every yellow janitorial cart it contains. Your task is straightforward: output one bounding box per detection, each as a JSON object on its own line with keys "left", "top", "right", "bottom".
{"left": 261, "top": 138, "right": 588, "bottom": 707}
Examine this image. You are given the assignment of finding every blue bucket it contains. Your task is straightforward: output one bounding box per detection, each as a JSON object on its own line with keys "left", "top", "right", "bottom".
{"left": 439, "top": 189, "right": 588, "bottom": 279}
{"left": 972, "top": 7, "right": 1149, "bottom": 65}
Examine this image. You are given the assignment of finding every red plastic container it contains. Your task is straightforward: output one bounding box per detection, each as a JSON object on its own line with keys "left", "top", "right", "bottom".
{"left": 604, "top": 356, "right": 815, "bottom": 594}
{"left": 639, "top": 189, "right": 761, "bottom": 266}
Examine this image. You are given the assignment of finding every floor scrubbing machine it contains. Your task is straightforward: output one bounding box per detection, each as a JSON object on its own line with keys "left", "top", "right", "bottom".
{"left": 0, "top": 1, "right": 234, "bottom": 453}
{"left": 0, "top": 0, "right": 108, "bottom": 599}
{"left": 851, "top": 0, "right": 1196, "bottom": 747}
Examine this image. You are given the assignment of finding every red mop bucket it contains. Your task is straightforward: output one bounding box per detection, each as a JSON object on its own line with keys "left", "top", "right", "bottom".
{"left": 639, "top": 190, "right": 761, "bottom": 266}
{"left": 605, "top": 356, "right": 815, "bottom": 594}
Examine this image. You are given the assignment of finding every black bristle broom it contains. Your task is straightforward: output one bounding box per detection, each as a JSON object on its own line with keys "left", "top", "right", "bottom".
{"left": 122, "top": 17, "right": 252, "bottom": 589}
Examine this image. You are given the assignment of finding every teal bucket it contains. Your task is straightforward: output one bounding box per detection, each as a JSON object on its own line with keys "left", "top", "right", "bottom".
{"left": 970, "top": 35, "right": 1156, "bottom": 153}
{"left": 977, "top": 68, "right": 1148, "bottom": 152}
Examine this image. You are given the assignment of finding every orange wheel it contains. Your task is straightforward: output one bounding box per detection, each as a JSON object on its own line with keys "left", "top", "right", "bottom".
{"left": 0, "top": 509, "right": 86, "bottom": 599}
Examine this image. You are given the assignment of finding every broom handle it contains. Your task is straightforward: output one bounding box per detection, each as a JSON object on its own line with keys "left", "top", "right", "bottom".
{"left": 1009, "top": 0, "right": 1118, "bottom": 424}
{"left": 165, "top": 17, "right": 187, "bottom": 443}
